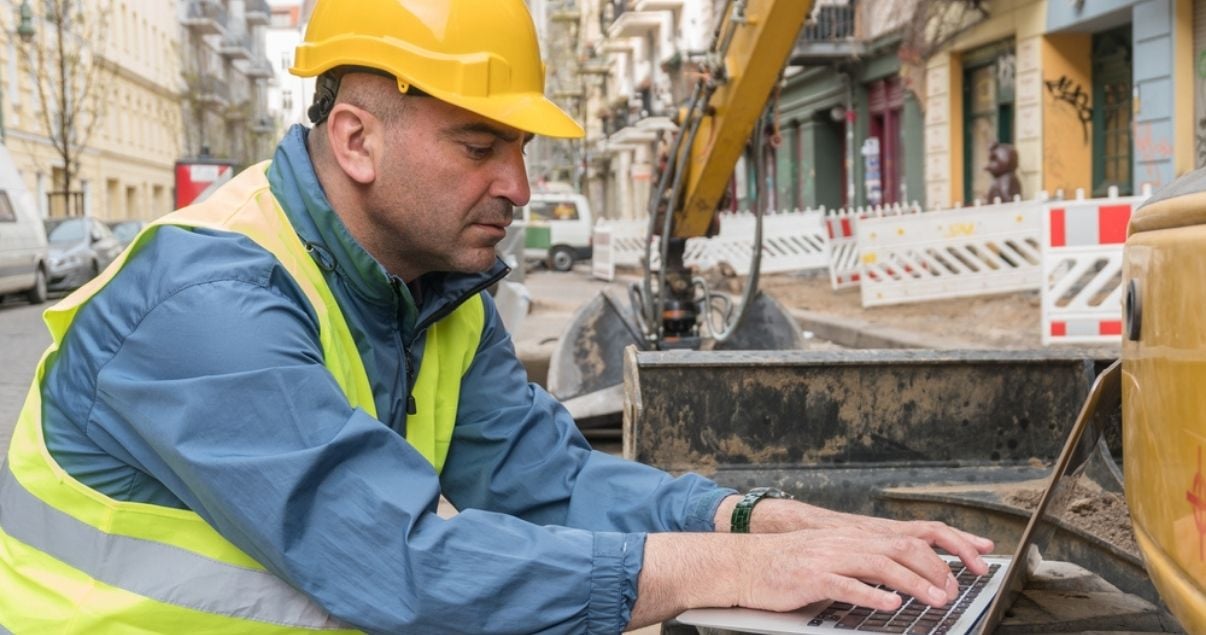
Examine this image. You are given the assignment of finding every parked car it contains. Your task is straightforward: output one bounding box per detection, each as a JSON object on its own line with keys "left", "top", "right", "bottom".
{"left": 513, "top": 192, "right": 593, "bottom": 272}
{"left": 0, "top": 146, "right": 48, "bottom": 304}
{"left": 107, "top": 219, "right": 146, "bottom": 248}
{"left": 44, "top": 217, "right": 124, "bottom": 292}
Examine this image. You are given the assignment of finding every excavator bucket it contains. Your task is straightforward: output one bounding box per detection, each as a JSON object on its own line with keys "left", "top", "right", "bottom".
{"left": 547, "top": 289, "right": 804, "bottom": 427}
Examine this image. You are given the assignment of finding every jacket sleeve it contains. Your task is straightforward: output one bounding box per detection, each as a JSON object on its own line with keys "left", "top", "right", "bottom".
{"left": 440, "top": 291, "right": 735, "bottom": 534}
{"left": 79, "top": 268, "right": 643, "bottom": 634}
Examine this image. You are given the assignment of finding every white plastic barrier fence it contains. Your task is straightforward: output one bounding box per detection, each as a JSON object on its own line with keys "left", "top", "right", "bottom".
{"left": 1041, "top": 187, "right": 1150, "bottom": 345}
{"left": 593, "top": 219, "right": 658, "bottom": 271}
{"left": 591, "top": 225, "right": 615, "bottom": 281}
{"left": 826, "top": 203, "right": 922, "bottom": 290}
{"left": 593, "top": 210, "right": 828, "bottom": 278}
{"left": 685, "top": 210, "right": 828, "bottom": 275}
{"left": 856, "top": 198, "right": 1045, "bottom": 307}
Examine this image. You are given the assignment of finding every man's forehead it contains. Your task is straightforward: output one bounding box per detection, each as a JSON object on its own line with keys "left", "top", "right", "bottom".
{"left": 446, "top": 119, "right": 532, "bottom": 144}
{"left": 421, "top": 97, "right": 532, "bottom": 143}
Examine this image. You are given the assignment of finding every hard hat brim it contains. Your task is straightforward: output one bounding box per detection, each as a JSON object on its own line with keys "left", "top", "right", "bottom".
{"left": 449, "top": 91, "right": 585, "bottom": 140}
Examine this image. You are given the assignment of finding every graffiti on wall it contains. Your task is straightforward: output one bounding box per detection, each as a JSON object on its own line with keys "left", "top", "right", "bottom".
{"left": 1134, "top": 121, "right": 1172, "bottom": 188}
{"left": 1045, "top": 75, "right": 1093, "bottom": 143}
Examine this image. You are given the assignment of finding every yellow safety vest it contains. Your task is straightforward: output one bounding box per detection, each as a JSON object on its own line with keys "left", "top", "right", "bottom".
{"left": 0, "top": 162, "right": 484, "bottom": 633}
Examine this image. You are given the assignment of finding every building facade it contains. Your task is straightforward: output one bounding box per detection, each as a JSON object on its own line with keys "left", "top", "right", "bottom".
{"left": 777, "top": 0, "right": 923, "bottom": 212}
{"left": 263, "top": 1, "right": 310, "bottom": 132}
{"left": 180, "top": 0, "right": 275, "bottom": 173}
{"left": 579, "top": 0, "right": 719, "bottom": 220}
{"left": 924, "top": 0, "right": 1194, "bottom": 207}
{"left": 0, "top": 0, "right": 184, "bottom": 220}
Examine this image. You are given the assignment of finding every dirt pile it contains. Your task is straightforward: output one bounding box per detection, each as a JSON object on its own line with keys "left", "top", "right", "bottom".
{"left": 1004, "top": 480, "right": 1138, "bottom": 557}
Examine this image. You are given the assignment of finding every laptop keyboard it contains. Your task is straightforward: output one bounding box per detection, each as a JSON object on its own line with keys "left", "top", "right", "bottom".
{"left": 807, "top": 561, "right": 1002, "bottom": 634}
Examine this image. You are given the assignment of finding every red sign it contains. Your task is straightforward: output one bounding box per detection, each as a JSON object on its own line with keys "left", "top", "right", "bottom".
{"left": 175, "top": 161, "right": 236, "bottom": 209}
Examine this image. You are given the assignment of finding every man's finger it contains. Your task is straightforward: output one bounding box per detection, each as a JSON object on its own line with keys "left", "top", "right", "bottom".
{"left": 849, "top": 551, "right": 955, "bottom": 609}
{"left": 901, "top": 521, "right": 992, "bottom": 577}
{"left": 822, "top": 573, "right": 904, "bottom": 613}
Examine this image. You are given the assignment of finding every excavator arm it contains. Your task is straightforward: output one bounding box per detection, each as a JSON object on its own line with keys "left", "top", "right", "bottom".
{"left": 673, "top": 0, "right": 814, "bottom": 238}
{"left": 548, "top": 0, "right": 814, "bottom": 416}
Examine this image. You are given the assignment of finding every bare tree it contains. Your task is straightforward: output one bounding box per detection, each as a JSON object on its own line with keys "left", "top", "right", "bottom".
{"left": 898, "top": 0, "right": 988, "bottom": 109}
{"left": 18, "top": 0, "right": 115, "bottom": 216}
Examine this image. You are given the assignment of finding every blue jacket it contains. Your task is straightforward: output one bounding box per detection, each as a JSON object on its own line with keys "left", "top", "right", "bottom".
{"left": 40, "top": 125, "right": 734, "bottom": 634}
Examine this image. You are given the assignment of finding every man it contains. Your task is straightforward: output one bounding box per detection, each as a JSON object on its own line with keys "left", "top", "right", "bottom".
{"left": 0, "top": 1, "right": 992, "bottom": 633}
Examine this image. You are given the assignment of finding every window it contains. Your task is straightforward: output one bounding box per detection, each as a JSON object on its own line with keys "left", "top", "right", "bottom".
{"left": 529, "top": 201, "right": 579, "bottom": 221}
{"left": 962, "top": 42, "right": 1015, "bottom": 203}
{"left": 866, "top": 77, "right": 904, "bottom": 206}
{"left": 0, "top": 192, "right": 14, "bottom": 222}
{"left": 1092, "top": 25, "right": 1132, "bottom": 196}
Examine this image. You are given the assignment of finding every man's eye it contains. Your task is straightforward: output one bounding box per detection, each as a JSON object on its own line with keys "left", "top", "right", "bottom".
{"left": 465, "top": 144, "right": 493, "bottom": 160}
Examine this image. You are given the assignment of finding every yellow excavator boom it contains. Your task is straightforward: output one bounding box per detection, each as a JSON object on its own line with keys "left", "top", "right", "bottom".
{"left": 673, "top": 0, "right": 813, "bottom": 238}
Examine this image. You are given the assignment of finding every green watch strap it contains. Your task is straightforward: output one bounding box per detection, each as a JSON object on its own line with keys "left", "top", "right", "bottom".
{"left": 731, "top": 487, "right": 793, "bottom": 533}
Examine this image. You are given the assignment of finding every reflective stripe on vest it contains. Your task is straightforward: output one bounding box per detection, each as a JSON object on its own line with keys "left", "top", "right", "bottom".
{"left": 0, "top": 162, "right": 485, "bottom": 632}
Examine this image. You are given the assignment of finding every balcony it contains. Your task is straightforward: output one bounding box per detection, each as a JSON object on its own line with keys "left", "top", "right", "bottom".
{"left": 608, "top": 124, "right": 658, "bottom": 150}
{"left": 552, "top": 87, "right": 584, "bottom": 100}
{"left": 634, "top": 0, "right": 683, "bottom": 10}
{"left": 244, "top": 57, "right": 275, "bottom": 79}
{"left": 548, "top": 0, "right": 579, "bottom": 23}
{"left": 608, "top": 7, "right": 670, "bottom": 40}
{"left": 602, "top": 36, "right": 637, "bottom": 54}
{"left": 245, "top": 0, "right": 271, "bottom": 26}
{"left": 251, "top": 116, "right": 276, "bottom": 135}
{"left": 600, "top": 0, "right": 626, "bottom": 36}
{"left": 182, "top": 0, "right": 228, "bottom": 36}
{"left": 196, "top": 74, "right": 230, "bottom": 108}
{"left": 219, "top": 33, "right": 253, "bottom": 60}
{"left": 792, "top": 0, "right": 863, "bottom": 64}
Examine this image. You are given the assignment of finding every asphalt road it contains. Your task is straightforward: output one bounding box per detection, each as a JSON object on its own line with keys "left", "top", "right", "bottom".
{"left": 0, "top": 297, "right": 52, "bottom": 454}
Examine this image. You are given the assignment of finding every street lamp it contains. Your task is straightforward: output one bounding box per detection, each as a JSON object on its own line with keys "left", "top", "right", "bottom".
{"left": 16, "top": 0, "right": 33, "bottom": 44}
{"left": 1, "top": 0, "right": 35, "bottom": 141}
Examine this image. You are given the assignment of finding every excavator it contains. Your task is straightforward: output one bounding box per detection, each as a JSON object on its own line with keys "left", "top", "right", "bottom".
{"left": 545, "top": 0, "right": 1206, "bottom": 631}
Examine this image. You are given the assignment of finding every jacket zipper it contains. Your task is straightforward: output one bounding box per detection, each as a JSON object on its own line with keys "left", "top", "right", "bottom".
{"left": 394, "top": 261, "right": 508, "bottom": 416}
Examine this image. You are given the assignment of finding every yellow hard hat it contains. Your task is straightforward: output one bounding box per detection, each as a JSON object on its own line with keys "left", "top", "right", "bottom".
{"left": 291, "top": 0, "right": 584, "bottom": 139}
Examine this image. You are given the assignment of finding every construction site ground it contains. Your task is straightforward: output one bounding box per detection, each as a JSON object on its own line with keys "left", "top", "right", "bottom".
{"left": 515, "top": 265, "right": 1140, "bottom": 635}
{"left": 516, "top": 264, "right": 1118, "bottom": 372}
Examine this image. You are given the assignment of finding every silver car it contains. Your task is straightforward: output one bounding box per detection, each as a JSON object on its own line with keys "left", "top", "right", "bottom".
{"left": 44, "top": 217, "right": 124, "bottom": 292}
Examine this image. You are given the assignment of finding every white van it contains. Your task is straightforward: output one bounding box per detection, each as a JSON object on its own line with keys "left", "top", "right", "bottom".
{"left": 513, "top": 192, "right": 593, "bottom": 272}
{"left": 0, "top": 145, "right": 47, "bottom": 304}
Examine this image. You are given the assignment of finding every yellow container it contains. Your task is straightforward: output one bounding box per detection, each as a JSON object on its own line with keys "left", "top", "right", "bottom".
{"left": 1123, "top": 179, "right": 1206, "bottom": 633}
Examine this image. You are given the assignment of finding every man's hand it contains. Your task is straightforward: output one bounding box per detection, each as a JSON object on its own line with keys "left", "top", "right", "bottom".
{"left": 626, "top": 499, "right": 994, "bottom": 630}
{"left": 716, "top": 495, "right": 994, "bottom": 577}
{"left": 736, "top": 527, "right": 969, "bottom": 612}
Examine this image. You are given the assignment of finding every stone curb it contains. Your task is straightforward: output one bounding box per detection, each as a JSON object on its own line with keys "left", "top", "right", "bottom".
{"left": 790, "top": 308, "right": 954, "bottom": 349}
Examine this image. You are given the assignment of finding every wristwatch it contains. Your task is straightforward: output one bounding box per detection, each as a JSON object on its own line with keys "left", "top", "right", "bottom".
{"left": 731, "top": 487, "right": 794, "bottom": 534}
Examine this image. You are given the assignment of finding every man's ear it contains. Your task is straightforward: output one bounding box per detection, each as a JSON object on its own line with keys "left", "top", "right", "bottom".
{"left": 324, "top": 104, "right": 379, "bottom": 185}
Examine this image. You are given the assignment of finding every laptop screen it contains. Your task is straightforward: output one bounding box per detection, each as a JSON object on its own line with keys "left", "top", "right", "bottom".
{"left": 975, "top": 359, "right": 1121, "bottom": 633}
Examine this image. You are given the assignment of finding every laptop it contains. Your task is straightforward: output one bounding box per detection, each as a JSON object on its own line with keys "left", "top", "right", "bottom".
{"left": 676, "top": 359, "right": 1122, "bottom": 635}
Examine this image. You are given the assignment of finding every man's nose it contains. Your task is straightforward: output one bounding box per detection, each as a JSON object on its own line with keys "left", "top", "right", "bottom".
{"left": 492, "top": 145, "right": 531, "bottom": 207}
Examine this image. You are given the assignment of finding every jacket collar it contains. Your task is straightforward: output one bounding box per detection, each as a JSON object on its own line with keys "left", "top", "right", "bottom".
{"left": 266, "top": 125, "right": 507, "bottom": 322}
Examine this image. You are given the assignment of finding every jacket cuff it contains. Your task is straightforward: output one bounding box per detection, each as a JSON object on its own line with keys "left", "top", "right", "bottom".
{"left": 684, "top": 486, "right": 738, "bottom": 532}
{"left": 589, "top": 531, "right": 645, "bottom": 634}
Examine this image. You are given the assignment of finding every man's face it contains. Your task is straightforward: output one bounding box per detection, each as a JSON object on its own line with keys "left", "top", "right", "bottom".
{"left": 365, "top": 96, "right": 532, "bottom": 280}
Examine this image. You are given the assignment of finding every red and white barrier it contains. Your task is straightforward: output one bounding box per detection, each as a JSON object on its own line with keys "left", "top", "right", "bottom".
{"left": 856, "top": 198, "right": 1045, "bottom": 307}
{"left": 826, "top": 203, "right": 922, "bottom": 290}
{"left": 1041, "top": 187, "right": 1150, "bottom": 345}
